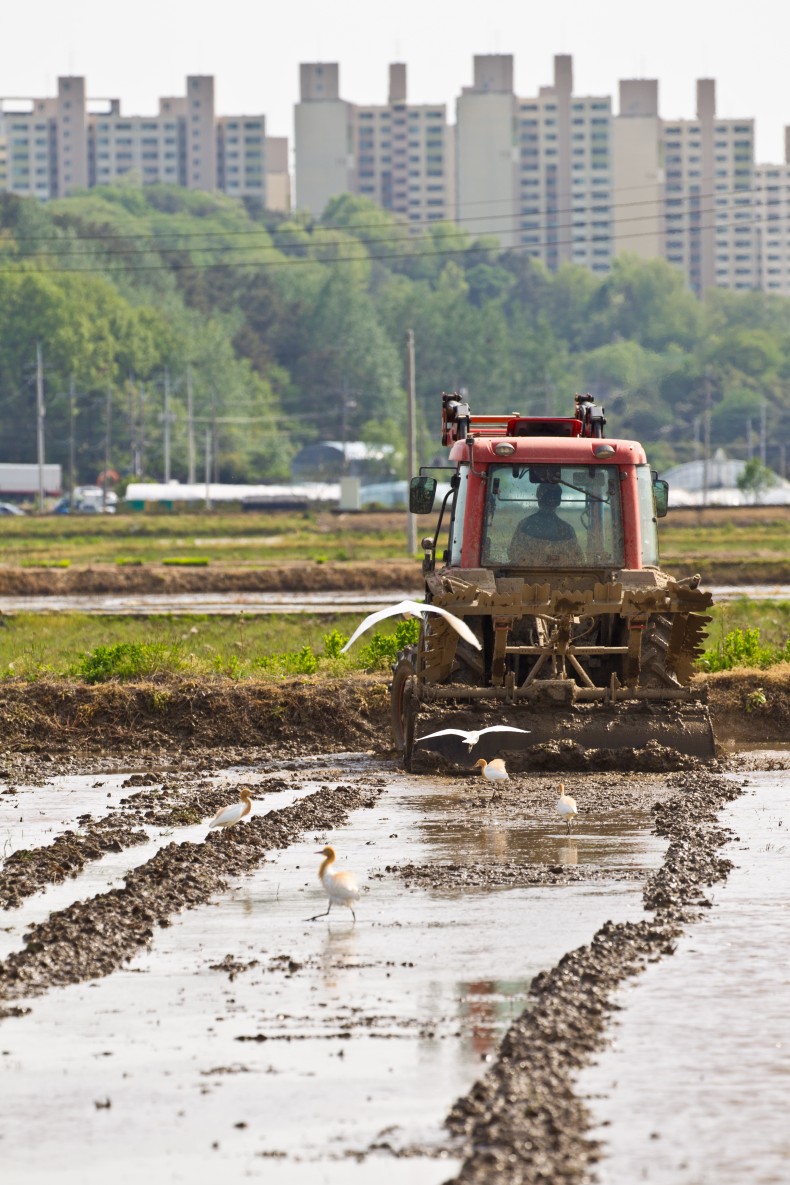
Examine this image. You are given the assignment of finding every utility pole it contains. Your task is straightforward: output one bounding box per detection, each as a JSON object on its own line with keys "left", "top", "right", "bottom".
{"left": 163, "top": 368, "right": 172, "bottom": 483}
{"left": 760, "top": 399, "right": 767, "bottom": 466}
{"left": 405, "top": 329, "right": 417, "bottom": 555}
{"left": 702, "top": 369, "right": 712, "bottom": 508}
{"left": 211, "top": 385, "right": 219, "bottom": 484}
{"left": 35, "top": 343, "right": 45, "bottom": 513}
{"left": 204, "top": 427, "right": 212, "bottom": 510}
{"left": 138, "top": 383, "right": 146, "bottom": 478}
{"left": 103, "top": 385, "right": 112, "bottom": 513}
{"left": 187, "top": 364, "right": 196, "bottom": 485}
{"left": 69, "top": 377, "right": 76, "bottom": 511}
{"left": 746, "top": 418, "right": 754, "bottom": 460}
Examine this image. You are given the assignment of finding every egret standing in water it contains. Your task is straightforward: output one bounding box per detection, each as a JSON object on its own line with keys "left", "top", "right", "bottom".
{"left": 340, "top": 599, "right": 481, "bottom": 653}
{"left": 308, "top": 846, "right": 360, "bottom": 923}
{"left": 208, "top": 786, "right": 253, "bottom": 831}
{"left": 474, "top": 757, "right": 509, "bottom": 804}
{"left": 555, "top": 783, "right": 578, "bottom": 833}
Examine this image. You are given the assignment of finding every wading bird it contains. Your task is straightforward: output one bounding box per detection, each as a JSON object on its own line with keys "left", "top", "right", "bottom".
{"left": 340, "top": 599, "right": 481, "bottom": 654}
{"left": 208, "top": 786, "right": 253, "bottom": 831}
{"left": 555, "top": 783, "right": 578, "bottom": 833}
{"left": 417, "top": 724, "right": 530, "bottom": 751}
{"left": 474, "top": 757, "right": 509, "bottom": 803}
{"left": 308, "top": 845, "right": 360, "bottom": 923}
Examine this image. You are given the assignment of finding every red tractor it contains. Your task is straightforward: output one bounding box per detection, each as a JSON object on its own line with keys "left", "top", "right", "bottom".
{"left": 392, "top": 392, "right": 714, "bottom": 769}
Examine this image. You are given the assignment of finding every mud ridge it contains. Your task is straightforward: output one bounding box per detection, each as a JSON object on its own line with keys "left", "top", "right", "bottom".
{"left": 0, "top": 779, "right": 385, "bottom": 1002}
{"left": 442, "top": 770, "right": 744, "bottom": 1185}
{"left": 0, "top": 776, "right": 297, "bottom": 909}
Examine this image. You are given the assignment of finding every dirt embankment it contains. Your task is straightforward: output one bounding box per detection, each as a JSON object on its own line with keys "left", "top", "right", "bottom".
{"left": 0, "top": 671, "right": 788, "bottom": 763}
{"left": 1, "top": 554, "right": 789, "bottom": 597}
{"left": 0, "top": 561, "right": 422, "bottom": 597}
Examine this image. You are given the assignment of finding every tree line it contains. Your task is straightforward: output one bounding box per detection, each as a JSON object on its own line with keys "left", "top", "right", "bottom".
{"left": 2, "top": 183, "right": 790, "bottom": 488}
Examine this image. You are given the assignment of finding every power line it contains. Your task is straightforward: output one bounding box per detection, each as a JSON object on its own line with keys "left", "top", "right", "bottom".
{"left": 0, "top": 179, "right": 779, "bottom": 255}
{"left": 0, "top": 205, "right": 782, "bottom": 278}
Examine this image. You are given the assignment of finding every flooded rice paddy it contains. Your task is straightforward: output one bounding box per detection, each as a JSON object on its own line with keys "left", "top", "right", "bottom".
{"left": 580, "top": 765, "right": 790, "bottom": 1185}
{"left": 0, "top": 583, "right": 786, "bottom": 615}
{"left": 1, "top": 759, "right": 665, "bottom": 1184}
{"left": 0, "top": 752, "right": 786, "bottom": 1183}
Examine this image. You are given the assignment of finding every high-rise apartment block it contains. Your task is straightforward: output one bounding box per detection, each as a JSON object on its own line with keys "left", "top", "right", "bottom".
{"left": 0, "top": 76, "right": 290, "bottom": 209}
{"left": 294, "top": 54, "right": 789, "bottom": 298}
{"left": 295, "top": 63, "right": 454, "bottom": 225}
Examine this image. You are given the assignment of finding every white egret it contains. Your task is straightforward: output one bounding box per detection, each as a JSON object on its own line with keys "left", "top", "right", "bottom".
{"left": 556, "top": 783, "right": 578, "bottom": 833}
{"left": 474, "top": 757, "right": 509, "bottom": 804}
{"left": 417, "top": 724, "right": 530, "bottom": 751}
{"left": 340, "top": 599, "right": 481, "bottom": 653}
{"left": 208, "top": 787, "right": 253, "bottom": 831}
{"left": 474, "top": 757, "right": 508, "bottom": 781}
{"left": 308, "top": 845, "right": 360, "bottom": 923}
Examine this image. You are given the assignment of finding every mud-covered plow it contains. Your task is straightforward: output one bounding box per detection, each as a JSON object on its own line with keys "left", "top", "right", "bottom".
{"left": 392, "top": 392, "right": 716, "bottom": 769}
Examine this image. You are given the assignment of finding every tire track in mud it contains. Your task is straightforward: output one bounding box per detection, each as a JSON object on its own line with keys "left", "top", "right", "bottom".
{"left": 0, "top": 779, "right": 386, "bottom": 1002}
{"left": 441, "top": 770, "right": 744, "bottom": 1185}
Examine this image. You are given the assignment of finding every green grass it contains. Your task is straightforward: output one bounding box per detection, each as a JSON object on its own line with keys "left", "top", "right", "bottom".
{"left": 0, "top": 611, "right": 420, "bottom": 682}
{"left": 0, "top": 510, "right": 418, "bottom": 566}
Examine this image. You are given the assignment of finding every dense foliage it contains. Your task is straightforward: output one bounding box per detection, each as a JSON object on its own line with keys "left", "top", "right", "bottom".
{"left": 3, "top": 184, "right": 790, "bottom": 485}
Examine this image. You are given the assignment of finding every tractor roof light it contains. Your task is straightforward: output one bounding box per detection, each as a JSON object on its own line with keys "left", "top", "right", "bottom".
{"left": 493, "top": 442, "right": 516, "bottom": 457}
{"left": 593, "top": 443, "right": 616, "bottom": 458}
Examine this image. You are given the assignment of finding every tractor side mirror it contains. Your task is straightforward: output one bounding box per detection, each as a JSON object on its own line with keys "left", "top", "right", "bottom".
{"left": 653, "top": 478, "right": 669, "bottom": 518}
{"left": 409, "top": 475, "right": 437, "bottom": 514}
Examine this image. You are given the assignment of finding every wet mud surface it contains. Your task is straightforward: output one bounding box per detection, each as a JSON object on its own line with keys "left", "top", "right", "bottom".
{"left": 0, "top": 678, "right": 779, "bottom": 1182}
{"left": 442, "top": 770, "right": 744, "bottom": 1185}
{"left": 0, "top": 778, "right": 386, "bottom": 1000}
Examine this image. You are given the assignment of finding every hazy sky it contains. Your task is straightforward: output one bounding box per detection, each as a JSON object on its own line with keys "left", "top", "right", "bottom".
{"left": 1, "top": 0, "right": 786, "bottom": 163}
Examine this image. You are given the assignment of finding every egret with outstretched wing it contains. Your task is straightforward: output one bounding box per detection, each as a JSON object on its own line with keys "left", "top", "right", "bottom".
{"left": 416, "top": 724, "right": 531, "bottom": 751}
{"left": 340, "top": 599, "right": 481, "bottom": 653}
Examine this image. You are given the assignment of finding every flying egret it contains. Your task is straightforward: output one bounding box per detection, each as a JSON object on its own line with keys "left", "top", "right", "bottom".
{"left": 208, "top": 786, "right": 253, "bottom": 831}
{"left": 340, "top": 599, "right": 481, "bottom": 653}
{"left": 308, "top": 845, "right": 360, "bottom": 923}
{"left": 417, "top": 724, "right": 531, "bottom": 751}
{"left": 556, "top": 783, "right": 578, "bottom": 833}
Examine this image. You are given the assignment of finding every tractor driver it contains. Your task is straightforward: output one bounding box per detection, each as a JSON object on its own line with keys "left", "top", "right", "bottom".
{"left": 509, "top": 482, "right": 584, "bottom": 565}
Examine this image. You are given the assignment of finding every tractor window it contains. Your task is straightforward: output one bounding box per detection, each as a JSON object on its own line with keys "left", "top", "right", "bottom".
{"left": 636, "top": 464, "right": 660, "bottom": 567}
{"left": 448, "top": 464, "right": 469, "bottom": 565}
{"left": 482, "top": 464, "right": 624, "bottom": 568}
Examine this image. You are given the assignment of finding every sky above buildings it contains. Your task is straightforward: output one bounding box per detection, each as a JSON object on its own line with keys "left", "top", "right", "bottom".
{"left": 1, "top": 0, "right": 786, "bottom": 163}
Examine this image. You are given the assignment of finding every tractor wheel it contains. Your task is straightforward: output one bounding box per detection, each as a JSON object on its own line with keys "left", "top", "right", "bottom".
{"left": 640, "top": 614, "right": 683, "bottom": 688}
{"left": 390, "top": 647, "right": 418, "bottom": 770}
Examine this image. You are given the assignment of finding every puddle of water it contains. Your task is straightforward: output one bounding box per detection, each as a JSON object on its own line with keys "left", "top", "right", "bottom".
{"left": 580, "top": 769, "right": 790, "bottom": 1185}
{"left": 0, "top": 590, "right": 420, "bottom": 616}
{"left": 0, "top": 773, "right": 315, "bottom": 960}
{"left": 0, "top": 773, "right": 138, "bottom": 860}
{"left": 0, "top": 772, "right": 667, "bottom": 1184}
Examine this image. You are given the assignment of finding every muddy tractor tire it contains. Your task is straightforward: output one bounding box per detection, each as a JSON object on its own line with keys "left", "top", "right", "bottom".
{"left": 391, "top": 647, "right": 418, "bottom": 771}
{"left": 640, "top": 614, "right": 683, "bottom": 688}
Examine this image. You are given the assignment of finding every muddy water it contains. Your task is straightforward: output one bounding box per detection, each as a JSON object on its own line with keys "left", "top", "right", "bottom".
{"left": 0, "top": 768, "right": 666, "bottom": 1184}
{"left": 0, "top": 589, "right": 419, "bottom": 615}
{"left": 580, "top": 767, "right": 790, "bottom": 1184}
{"left": 0, "top": 772, "right": 134, "bottom": 858}
{"left": 0, "top": 774, "right": 315, "bottom": 961}
{"left": 0, "top": 583, "right": 785, "bottom": 615}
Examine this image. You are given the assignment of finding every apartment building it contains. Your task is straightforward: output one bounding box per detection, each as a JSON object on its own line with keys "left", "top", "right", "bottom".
{"left": 612, "top": 80, "right": 664, "bottom": 261}
{"left": 659, "top": 80, "right": 756, "bottom": 296}
{"left": 294, "top": 62, "right": 454, "bottom": 225}
{"left": 0, "top": 76, "right": 290, "bottom": 209}
{"left": 456, "top": 55, "right": 614, "bottom": 273}
{"left": 754, "top": 160, "right": 790, "bottom": 295}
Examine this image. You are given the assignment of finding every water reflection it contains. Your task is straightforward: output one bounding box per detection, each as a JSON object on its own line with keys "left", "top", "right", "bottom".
{"left": 556, "top": 840, "right": 578, "bottom": 866}
{"left": 458, "top": 979, "right": 530, "bottom": 1058}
